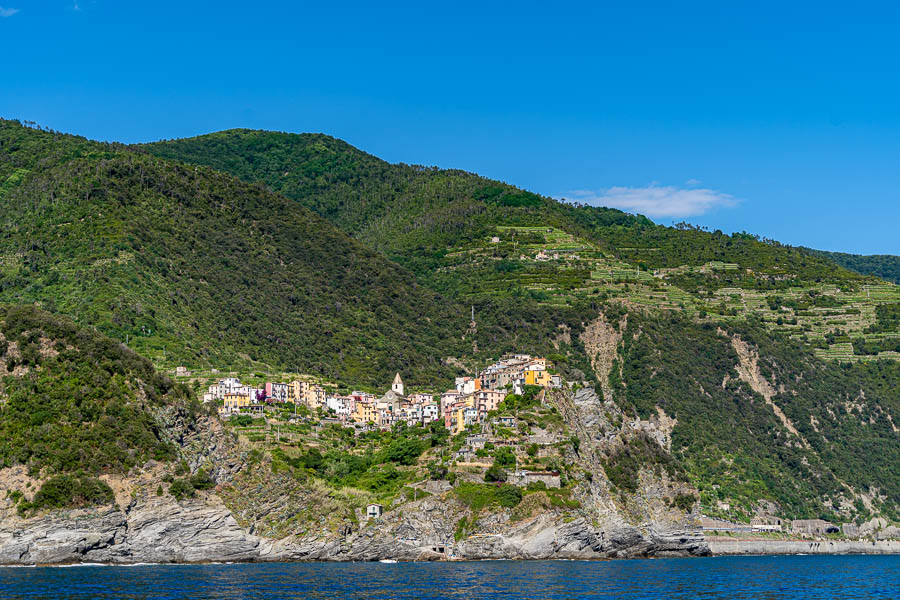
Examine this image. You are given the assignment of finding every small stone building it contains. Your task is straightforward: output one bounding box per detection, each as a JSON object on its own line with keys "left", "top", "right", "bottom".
{"left": 366, "top": 503, "right": 383, "bottom": 519}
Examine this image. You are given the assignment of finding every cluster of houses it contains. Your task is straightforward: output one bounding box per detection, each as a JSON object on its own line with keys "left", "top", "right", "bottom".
{"left": 210, "top": 354, "right": 560, "bottom": 433}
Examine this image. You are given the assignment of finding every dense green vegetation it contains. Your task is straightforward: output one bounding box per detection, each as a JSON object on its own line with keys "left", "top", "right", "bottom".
{"left": 0, "top": 305, "right": 185, "bottom": 476}
{"left": 145, "top": 129, "right": 898, "bottom": 366}
{"left": 18, "top": 474, "right": 115, "bottom": 515}
{"left": 0, "top": 305, "right": 192, "bottom": 512}
{"left": 144, "top": 130, "right": 861, "bottom": 286}
{"left": 809, "top": 249, "right": 900, "bottom": 284}
{"left": 2, "top": 120, "right": 898, "bottom": 524}
{"left": 613, "top": 313, "right": 900, "bottom": 521}
{"left": 0, "top": 120, "right": 610, "bottom": 389}
{"left": 603, "top": 432, "right": 686, "bottom": 494}
{"left": 0, "top": 120, "right": 480, "bottom": 388}
{"left": 265, "top": 421, "right": 445, "bottom": 499}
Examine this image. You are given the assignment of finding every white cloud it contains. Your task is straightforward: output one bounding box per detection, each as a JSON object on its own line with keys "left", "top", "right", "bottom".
{"left": 563, "top": 185, "right": 738, "bottom": 219}
{"left": 0, "top": 6, "right": 20, "bottom": 17}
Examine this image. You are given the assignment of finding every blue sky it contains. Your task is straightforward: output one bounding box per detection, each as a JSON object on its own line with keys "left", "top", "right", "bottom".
{"left": 2, "top": 1, "right": 899, "bottom": 254}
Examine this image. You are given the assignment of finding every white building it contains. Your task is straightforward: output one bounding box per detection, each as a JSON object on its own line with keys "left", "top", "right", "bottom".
{"left": 422, "top": 403, "right": 439, "bottom": 424}
{"left": 391, "top": 373, "right": 405, "bottom": 396}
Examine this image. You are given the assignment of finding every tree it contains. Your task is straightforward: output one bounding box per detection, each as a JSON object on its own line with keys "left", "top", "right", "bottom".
{"left": 484, "top": 464, "right": 507, "bottom": 482}
{"left": 494, "top": 446, "right": 516, "bottom": 468}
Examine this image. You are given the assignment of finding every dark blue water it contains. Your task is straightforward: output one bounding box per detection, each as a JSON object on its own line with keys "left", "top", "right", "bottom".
{"left": 0, "top": 556, "right": 896, "bottom": 599}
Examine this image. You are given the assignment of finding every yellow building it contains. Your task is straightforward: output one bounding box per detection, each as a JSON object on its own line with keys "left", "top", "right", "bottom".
{"left": 223, "top": 392, "right": 251, "bottom": 411}
{"left": 289, "top": 380, "right": 309, "bottom": 403}
{"left": 452, "top": 406, "right": 466, "bottom": 435}
{"left": 524, "top": 369, "right": 552, "bottom": 387}
{"left": 353, "top": 401, "right": 378, "bottom": 424}
{"left": 304, "top": 385, "right": 326, "bottom": 409}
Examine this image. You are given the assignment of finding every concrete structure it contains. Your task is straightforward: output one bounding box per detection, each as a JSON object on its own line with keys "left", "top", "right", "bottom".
{"left": 265, "top": 382, "right": 288, "bottom": 403}
{"left": 509, "top": 470, "right": 561, "bottom": 488}
{"left": 525, "top": 369, "right": 552, "bottom": 387}
{"left": 353, "top": 400, "right": 378, "bottom": 424}
{"left": 475, "top": 389, "right": 504, "bottom": 418}
{"left": 304, "top": 385, "right": 327, "bottom": 409}
{"left": 791, "top": 519, "right": 839, "bottom": 536}
{"left": 750, "top": 517, "right": 783, "bottom": 532}
{"left": 221, "top": 392, "right": 251, "bottom": 414}
{"left": 455, "top": 376, "right": 481, "bottom": 395}
{"left": 422, "top": 403, "right": 439, "bottom": 424}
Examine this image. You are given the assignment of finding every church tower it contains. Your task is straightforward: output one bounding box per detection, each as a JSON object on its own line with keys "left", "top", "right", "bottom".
{"left": 392, "top": 373, "right": 404, "bottom": 396}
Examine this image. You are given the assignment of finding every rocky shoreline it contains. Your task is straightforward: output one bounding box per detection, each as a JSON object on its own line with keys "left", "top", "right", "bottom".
{"left": 3, "top": 499, "right": 898, "bottom": 565}
{"left": 0, "top": 494, "right": 711, "bottom": 566}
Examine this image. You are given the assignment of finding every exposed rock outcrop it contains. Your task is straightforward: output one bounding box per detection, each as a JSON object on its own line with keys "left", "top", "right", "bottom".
{"left": 0, "top": 497, "right": 262, "bottom": 565}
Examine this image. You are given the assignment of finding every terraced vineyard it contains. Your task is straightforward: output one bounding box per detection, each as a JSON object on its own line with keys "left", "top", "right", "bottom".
{"left": 432, "top": 226, "right": 900, "bottom": 362}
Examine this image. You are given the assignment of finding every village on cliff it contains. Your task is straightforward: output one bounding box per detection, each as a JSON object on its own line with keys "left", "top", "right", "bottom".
{"left": 196, "top": 354, "right": 560, "bottom": 435}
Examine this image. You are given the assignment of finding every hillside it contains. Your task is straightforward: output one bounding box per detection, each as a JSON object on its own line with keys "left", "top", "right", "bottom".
{"left": 0, "top": 120, "right": 486, "bottom": 388}
{"left": 145, "top": 128, "right": 900, "bottom": 523}
{"left": 146, "top": 129, "right": 900, "bottom": 364}
{"left": 0, "top": 305, "right": 191, "bottom": 514}
{"left": 0, "top": 120, "right": 897, "bottom": 530}
{"left": 807, "top": 249, "right": 900, "bottom": 285}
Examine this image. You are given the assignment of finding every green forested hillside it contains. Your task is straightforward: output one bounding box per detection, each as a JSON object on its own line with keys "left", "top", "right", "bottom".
{"left": 614, "top": 312, "right": 900, "bottom": 520}
{"left": 145, "top": 129, "right": 899, "bottom": 364}
{"left": 145, "top": 130, "right": 850, "bottom": 282}
{"left": 145, "top": 128, "right": 900, "bottom": 523}
{"left": 2, "top": 120, "right": 898, "bottom": 524}
{"left": 0, "top": 120, "right": 603, "bottom": 389}
{"left": 808, "top": 249, "right": 900, "bottom": 285}
{"left": 0, "top": 305, "right": 193, "bottom": 512}
{"left": 0, "top": 121, "right": 477, "bottom": 387}
{"left": 0, "top": 304, "right": 185, "bottom": 475}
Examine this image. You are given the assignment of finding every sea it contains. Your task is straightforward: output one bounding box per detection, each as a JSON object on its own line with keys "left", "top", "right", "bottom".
{"left": 0, "top": 556, "right": 897, "bottom": 599}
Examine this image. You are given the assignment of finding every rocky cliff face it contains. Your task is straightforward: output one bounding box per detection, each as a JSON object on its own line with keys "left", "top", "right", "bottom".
{"left": 0, "top": 387, "right": 712, "bottom": 564}
{"left": 0, "top": 490, "right": 707, "bottom": 564}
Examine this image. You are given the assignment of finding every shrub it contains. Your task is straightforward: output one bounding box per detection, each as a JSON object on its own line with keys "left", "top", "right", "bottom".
{"left": 23, "top": 475, "right": 114, "bottom": 513}
{"left": 428, "top": 462, "right": 448, "bottom": 480}
{"left": 168, "top": 478, "right": 195, "bottom": 500}
{"left": 229, "top": 414, "right": 254, "bottom": 427}
{"left": 379, "top": 438, "right": 424, "bottom": 466}
{"left": 189, "top": 469, "right": 215, "bottom": 491}
{"left": 484, "top": 465, "right": 507, "bottom": 482}
{"left": 672, "top": 493, "right": 697, "bottom": 512}
{"left": 493, "top": 447, "right": 516, "bottom": 468}
{"left": 496, "top": 484, "right": 523, "bottom": 508}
